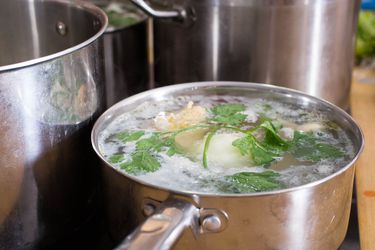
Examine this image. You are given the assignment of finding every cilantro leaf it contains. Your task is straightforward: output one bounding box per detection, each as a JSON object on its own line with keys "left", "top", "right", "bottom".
{"left": 211, "top": 103, "right": 246, "bottom": 114}
{"left": 209, "top": 103, "right": 247, "bottom": 126}
{"left": 290, "top": 131, "right": 344, "bottom": 162}
{"left": 260, "top": 120, "right": 289, "bottom": 153}
{"left": 232, "top": 120, "right": 291, "bottom": 166}
{"left": 136, "top": 133, "right": 164, "bottom": 152}
{"left": 250, "top": 141, "right": 278, "bottom": 165}
{"left": 224, "top": 171, "right": 283, "bottom": 192}
{"left": 232, "top": 135, "right": 278, "bottom": 165}
{"left": 163, "top": 136, "right": 182, "bottom": 156}
{"left": 116, "top": 130, "right": 145, "bottom": 142}
{"left": 115, "top": 132, "right": 181, "bottom": 174}
{"left": 120, "top": 151, "right": 161, "bottom": 174}
{"left": 109, "top": 154, "right": 125, "bottom": 164}
{"left": 211, "top": 113, "right": 247, "bottom": 126}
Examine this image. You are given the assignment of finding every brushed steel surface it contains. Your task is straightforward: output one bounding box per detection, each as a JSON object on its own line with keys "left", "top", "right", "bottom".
{"left": 133, "top": 0, "right": 360, "bottom": 110}
{"left": 92, "top": 82, "right": 364, "bottom": 250}
{"left": 102, "top": 11, "right": 149, "bottom": 107}
{"left": 0, "top": 1, "right": 107, "bottom": 249}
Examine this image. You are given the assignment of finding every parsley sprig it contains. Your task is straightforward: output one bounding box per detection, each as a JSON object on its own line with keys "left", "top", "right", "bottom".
{"left": 209, "top": 103, "right": 247, "bottom": 126}
{"left": 223, "top": 171, "right": 284, "bottom": 193}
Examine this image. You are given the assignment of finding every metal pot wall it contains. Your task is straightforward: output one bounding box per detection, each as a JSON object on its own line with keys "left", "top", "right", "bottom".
{"left": 89, "top": 0, "right": 150, "bottom": 108}
{"left": 130, "top": 0, "right": 360, "bottom": 110}
{"left": 91, "top": 82, "right": 364, "bottom": 250}
{"left": 103, "top": 18, "right": 149, "bottom": 108}
{"left": 0, "top": 1, "right": 107, "bottom": 249}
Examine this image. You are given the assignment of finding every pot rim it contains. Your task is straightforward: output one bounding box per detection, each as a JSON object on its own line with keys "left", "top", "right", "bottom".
{"left": 92, "top": 81, "right": 365, "bottom": 198}
{"left": 0, "top": 0, "right": 108, "bottom": 72}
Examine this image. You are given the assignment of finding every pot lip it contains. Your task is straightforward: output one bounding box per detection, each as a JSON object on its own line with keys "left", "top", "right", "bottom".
{"left": 92, "top": 81, "right": 365, "bottom": 198}
{"left": 0, "top": 0, "right": 108, "bottom": 72}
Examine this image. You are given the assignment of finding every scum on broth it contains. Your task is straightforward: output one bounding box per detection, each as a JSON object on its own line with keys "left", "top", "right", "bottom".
{"left": 98, "top": 95, "right": 355, "bottom": 194}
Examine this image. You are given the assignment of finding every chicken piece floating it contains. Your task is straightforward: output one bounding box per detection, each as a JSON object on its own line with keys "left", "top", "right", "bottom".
{"left": 154, "top": 101, "right": 207, "bottom": 131}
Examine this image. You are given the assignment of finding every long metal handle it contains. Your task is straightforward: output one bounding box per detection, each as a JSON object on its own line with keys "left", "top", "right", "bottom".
{"left": 129, "top": 0, "right": 187, "bottom": 21}
{"left": 115, "top": 198, "right": 199, "bottom": 250}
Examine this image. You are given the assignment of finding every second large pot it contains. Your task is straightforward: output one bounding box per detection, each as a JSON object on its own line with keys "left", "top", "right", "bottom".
{"left": 92, "top": 82, "right": 364, "bottom": 250}
{"left": 97, "top": 0, "right": 150, "bottom": 107}
{"left": 130, "top": 0, "right": 360, "bottom": 110}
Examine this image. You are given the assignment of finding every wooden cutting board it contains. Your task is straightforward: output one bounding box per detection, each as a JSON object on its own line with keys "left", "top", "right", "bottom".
{"left": 351, "top": 68, "right": 375, "bottom": 250}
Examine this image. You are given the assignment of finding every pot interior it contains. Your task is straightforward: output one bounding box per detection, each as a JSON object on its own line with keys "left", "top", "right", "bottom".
{"left": 0, "top": 0, "right": 106, "bottom": 69}
{"left": 92, "top": 82, "right": 364, "bottom": 196}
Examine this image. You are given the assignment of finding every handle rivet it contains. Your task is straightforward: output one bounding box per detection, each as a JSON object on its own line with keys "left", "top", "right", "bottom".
{"left": 143, "top": 203, "right": 156, "bottom": 217}
{"left": 56, "top": 21, "right": 67, "bottom": 36}
{"left": 201, "top": 215, "right": 222, "bottom": 232}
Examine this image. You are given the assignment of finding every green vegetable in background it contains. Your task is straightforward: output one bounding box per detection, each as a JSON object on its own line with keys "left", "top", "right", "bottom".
{"left": 356, "top": 11, "right": 375, "bottom": 61}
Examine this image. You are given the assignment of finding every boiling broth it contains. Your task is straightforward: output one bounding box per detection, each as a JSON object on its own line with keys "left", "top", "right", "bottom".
{"left": 98, "top": 95, "right": 355, "bottom": 194}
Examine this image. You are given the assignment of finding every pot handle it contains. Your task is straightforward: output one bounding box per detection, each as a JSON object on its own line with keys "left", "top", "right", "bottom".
{"left": 129, "top": 0, "right": 187, "bottom": 21}
{"left": 115, "top": 198, "right": 199, "bottom": 250}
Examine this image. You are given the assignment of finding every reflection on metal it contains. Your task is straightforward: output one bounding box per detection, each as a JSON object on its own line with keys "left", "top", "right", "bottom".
{"left": 306, "top": 1, "right": 323, "bottom": 96}
{"left": 287, "top": 189, "right": 311, "bottom": 249}
{"left": 211, "top": 6, "right": 219, "bottom": 80}
{"left": 0, "top": 0, "right": 107, "bottom": 249}
{"left": 95, "top": 0, "right": 150, "bottom": 107}
{"left": 56, "top": 21, "right": 68, "bottom": 36}
{"left": 14, "top": 58, "right": 99, "bottom": 125}
{"left": 29, "top": 2, "right": 41, "bottom": 59}
{"left": 143, "top": 0, "right": 361, "bottom": 110}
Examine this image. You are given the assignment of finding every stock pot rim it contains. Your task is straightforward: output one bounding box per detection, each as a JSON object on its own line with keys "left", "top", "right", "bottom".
{"left": 0, "top": 0, "right": 108, "bottom": 72}
{"left": 91, "top": 81, "right": 365, "bottom": 198}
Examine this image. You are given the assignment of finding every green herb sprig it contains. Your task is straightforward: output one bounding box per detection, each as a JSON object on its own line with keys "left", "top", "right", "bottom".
{"left": 221, "top": 171, "right": 284, "bottom": 193}
{"left": 209, "top": 103, "right": 247, "bottom": 126}
{"left": 108, "top": 103, "right": 345, "bottom": 177}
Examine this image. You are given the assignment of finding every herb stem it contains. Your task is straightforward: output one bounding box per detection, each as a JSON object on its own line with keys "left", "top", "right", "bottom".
{"left": 161, "top": 124, "right": 211, "bottom": 137}
{"left": 202, "top": 127, "right": 219, "bottom": 169}
{"left": 219, "top": 125, "right": 249, "bottom": 135}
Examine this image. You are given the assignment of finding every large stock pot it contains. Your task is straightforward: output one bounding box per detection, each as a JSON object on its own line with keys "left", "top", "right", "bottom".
{"left": 0, "top": 1, "right": 107, "bottom": 249}
{"left": 130, "top": 0, "right": 360, "bottom": 110}
{"left": 91, "top": 82, "right": 364, "bottom": 250}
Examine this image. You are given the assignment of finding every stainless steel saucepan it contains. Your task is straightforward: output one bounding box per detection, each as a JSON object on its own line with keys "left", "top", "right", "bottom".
{"left": 91, "top": 82, "right": 364, "bottom": 250}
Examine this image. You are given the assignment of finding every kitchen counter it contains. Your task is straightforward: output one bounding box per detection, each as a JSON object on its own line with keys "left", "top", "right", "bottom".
{"left": 351, "top": 69, "right": 375, "bottom": 250}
